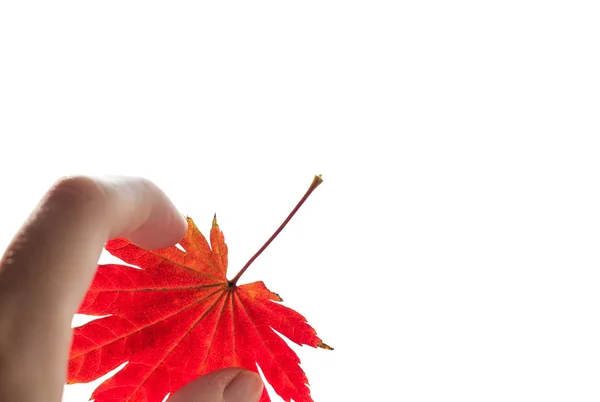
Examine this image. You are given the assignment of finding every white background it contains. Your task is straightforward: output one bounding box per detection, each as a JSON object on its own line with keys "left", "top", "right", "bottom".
{"left": 1, "top": 1, "right": 600, "bottom": 401}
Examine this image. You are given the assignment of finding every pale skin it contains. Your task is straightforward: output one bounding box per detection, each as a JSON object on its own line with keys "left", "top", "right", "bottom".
{"left": 0, "top": 176, "right": 264, "bottom": 402}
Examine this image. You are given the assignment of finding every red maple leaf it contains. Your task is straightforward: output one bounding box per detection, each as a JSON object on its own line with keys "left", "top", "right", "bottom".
{"left": 67, "top": 175, "right": 331, "bottom": 402}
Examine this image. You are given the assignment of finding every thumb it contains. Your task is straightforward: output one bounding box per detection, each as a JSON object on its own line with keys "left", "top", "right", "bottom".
{"left": 169, "top": 368, "right": 264, "bottom": 402}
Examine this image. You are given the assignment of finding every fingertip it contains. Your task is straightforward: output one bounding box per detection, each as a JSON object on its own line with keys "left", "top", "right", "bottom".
{"left": 169, "top": 368, "right": 262, "bottom": 402}
{"left": 98, "top": 177, "right": 188, "bottom": 250}
{"left": 223, "top": 371, "right": 264, "bottom": 402}
{"left": 127, "top": 208, "right": 188, "bottom": 250}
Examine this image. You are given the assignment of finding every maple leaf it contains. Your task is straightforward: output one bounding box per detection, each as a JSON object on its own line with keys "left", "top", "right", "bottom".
{"left": 67, "top": 175, "right": 332, "bottom": 402}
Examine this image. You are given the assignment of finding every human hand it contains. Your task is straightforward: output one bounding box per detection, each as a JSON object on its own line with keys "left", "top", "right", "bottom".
{"left": 0, "top": 176, "right": 263, "bottom": 402}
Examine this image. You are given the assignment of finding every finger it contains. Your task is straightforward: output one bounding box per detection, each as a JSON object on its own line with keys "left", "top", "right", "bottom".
{"left": 1, "top": 175, "right": 187, "bottom": 315}
{"left": 169, "top": 368, "right": 264, "bottom": 402}
{"left": 0, "top": 176, "right": 187, "bottom": 401}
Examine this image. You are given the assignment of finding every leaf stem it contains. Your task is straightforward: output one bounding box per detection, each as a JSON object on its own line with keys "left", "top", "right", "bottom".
{"left": 229, "top": 175, "right": 323, "bottom": 285}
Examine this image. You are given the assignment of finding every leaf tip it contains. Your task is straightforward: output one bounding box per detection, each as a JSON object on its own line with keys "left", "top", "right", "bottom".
{"left": 212, "top": 213, "right": 218, "bottom": 228}
{"left": 317, "top": 341, "right": 333, "bottom": 351}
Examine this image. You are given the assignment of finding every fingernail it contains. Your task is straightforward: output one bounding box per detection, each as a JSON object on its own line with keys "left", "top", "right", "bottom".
{"left": 223, "top": 371, "right": 263, "bottom": 402}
